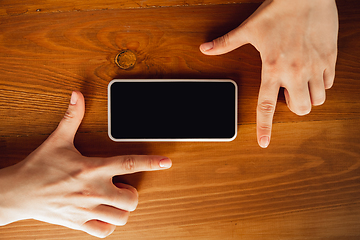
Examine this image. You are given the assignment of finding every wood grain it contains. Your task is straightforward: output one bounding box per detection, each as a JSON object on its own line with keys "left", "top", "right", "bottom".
{"left": 0, "top": 3, "right": 262, "bottom": 137}
{"left": 1, "top": 0, "right": 360, "bottom": 239}
{"left": 0, "top": 0, "right": 265, "bottom": 16}
{"left": 0, "top": 2, "right": 359, "bottom": 137}
{"left": 1, "top": 119, "right": 360, "bottom": 239}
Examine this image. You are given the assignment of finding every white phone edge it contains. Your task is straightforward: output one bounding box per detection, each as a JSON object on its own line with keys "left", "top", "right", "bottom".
{"left": 108, "top": 79, "right": 238, "bottom": 142}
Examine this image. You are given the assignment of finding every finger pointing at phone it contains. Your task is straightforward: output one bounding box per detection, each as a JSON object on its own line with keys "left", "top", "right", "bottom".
{"left": 200, "top": 0, "right": 338, "bottom": 148}
{"left": 0, "top": 91, "right": 172, "bottom": 238}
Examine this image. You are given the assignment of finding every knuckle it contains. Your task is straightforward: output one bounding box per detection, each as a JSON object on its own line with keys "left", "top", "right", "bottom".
{"left": 113, "top": 188, "right": 139, "bottom": 212}
{"left": 257, "top": 100, "right": 276, "bottom": 115}
{"left": 133, "top": 188, "right": 139, "bottom": 199}
{"left": 129, "top": 198, "right": 139, "bottom": 212}
{"left": 290, "top": 60, "right": 306, "bottom": 73}
{"left": 96, "top": 227, "right": 114, "bottom": 238}
{"left": 312, "top": 96, "right": 326, "bottom": 106}
{"left": 118, "top": 188, "right": 138, "bottom": 212}
{"left": 122, "top": 156, "right": 136, "bottom": 171}
{"left": 76, "top": 186, "right": 103, "bottom": 202}
{"left": 324, "top": 69, "right": 335, "bottom": 90}
{"left": 258, "top": 123, "right": 272, "bottom": 132}
{"left": 146, "top": 156, "right": 156, "bottom": 170}
{"left": 128, "top": 186, "right": 139, "bottom": 199}
{"left": 63, "top": 108, "right": 75, "bottom": 121}
{"left": 294, "top": 104, "right": 311, "bottom": 116}
{"left": 325, "top": 81, "right": 334, "bottom": 90}
{"left": 263, "top": 57, "right": 278, "bottom": 68}
{"left": 215, "top": 34, "right": 231, "bottom": 48}
{"left": 117, "top": 212, "right": 130, "bottom": 226}
{"left": 128, "top": 190, "right": 139, "bottom": 211}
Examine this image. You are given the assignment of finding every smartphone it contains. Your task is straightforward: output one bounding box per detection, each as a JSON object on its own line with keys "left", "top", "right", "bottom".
{"left": 108, "top": 79, "right": 237, "bottom": 142}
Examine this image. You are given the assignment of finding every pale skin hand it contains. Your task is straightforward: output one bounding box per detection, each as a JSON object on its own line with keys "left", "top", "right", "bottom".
{"left": 0, "top": 91, "right": 172, "bottom": 238}
{"left": 200, "top": 0, "right": 339, "bottom": 148}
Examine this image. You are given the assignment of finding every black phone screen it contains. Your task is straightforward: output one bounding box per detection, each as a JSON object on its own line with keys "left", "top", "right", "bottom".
{"left": 108, "top": 80, "right": 237, "bottom": 141}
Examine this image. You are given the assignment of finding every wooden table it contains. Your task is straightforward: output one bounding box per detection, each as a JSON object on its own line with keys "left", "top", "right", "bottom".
{"left": 1, "top": 0, "right": 359, "bottom": 239}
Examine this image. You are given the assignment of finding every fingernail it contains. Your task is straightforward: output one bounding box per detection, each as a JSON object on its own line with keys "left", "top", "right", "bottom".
{"left": 159, "top": 158, "right": 172, "bottom": 168}
{"left": 200, "top": 42, "right": 214, "bottom": 52}
{"left": 259, "top": 136, "right": 270, "bottom": 148}
{"left": 70, "top": 91, "right": 78, "bottom": 105}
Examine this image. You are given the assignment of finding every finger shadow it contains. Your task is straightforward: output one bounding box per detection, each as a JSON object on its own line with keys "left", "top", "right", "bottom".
{"left": 74, "top": 133, "right": 177, "bottom": 190}
{"left": 278, "top": 87, "right": 286, "bottom": 103}
{"left": 112, "top": 173, "right": 143, "bottom": 190}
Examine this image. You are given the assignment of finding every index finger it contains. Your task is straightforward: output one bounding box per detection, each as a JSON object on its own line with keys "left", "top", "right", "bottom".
{"left": 256, "top": 74, "right": 280, "bottom": 148}
{"left": 100, "top": 155, "right": 172, "bottom": 176}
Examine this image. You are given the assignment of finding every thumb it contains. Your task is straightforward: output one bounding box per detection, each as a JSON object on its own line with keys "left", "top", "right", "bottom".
{"left": 51, "top": 91, "right": 85, "bottom": 144}
{"left": 199, "top": 24, "right": 249, "bottom": 55}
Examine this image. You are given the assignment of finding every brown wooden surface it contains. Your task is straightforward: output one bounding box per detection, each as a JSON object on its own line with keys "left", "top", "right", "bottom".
{"left": 0, "top": 0, "right": 265, "bottom": 16}
{"left": 0, "top": 0, "right": 360, "bottom": 239}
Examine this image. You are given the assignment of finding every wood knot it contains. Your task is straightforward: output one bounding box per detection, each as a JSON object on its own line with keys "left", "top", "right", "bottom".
{"left": 115, "top": 50, "right": 136, "bottom": 70}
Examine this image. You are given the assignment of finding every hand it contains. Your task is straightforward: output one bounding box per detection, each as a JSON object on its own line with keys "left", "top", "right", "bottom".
{"left": 200, "top": 0, "right": 338, "bottom": 148}
{"left": 0, "top": 91, "right": 172, "bottom": 238}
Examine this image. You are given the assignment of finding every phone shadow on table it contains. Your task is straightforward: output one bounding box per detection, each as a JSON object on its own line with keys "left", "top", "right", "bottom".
{"left": 79, "top": 68, "right": 252, "bottom": 190}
